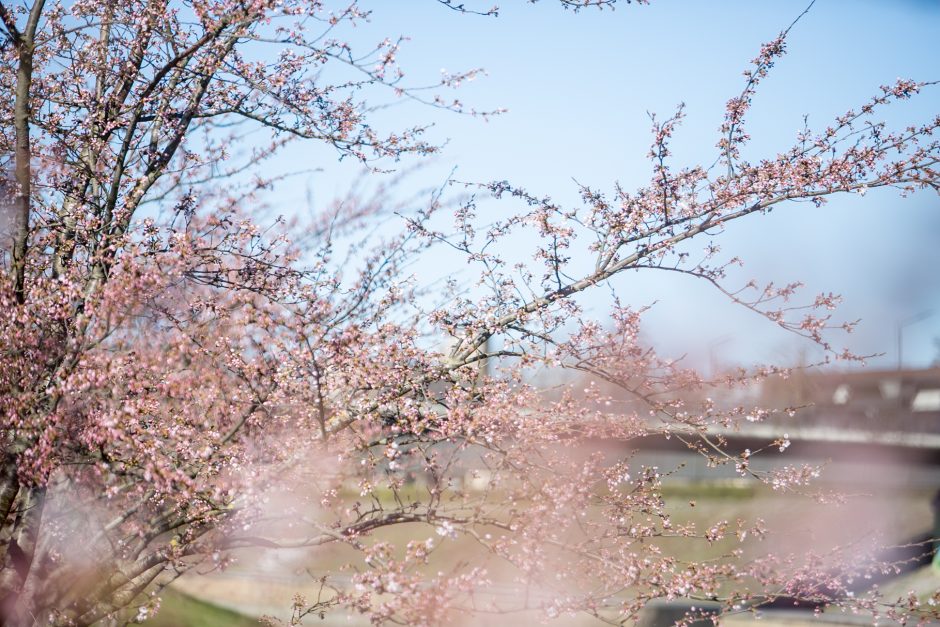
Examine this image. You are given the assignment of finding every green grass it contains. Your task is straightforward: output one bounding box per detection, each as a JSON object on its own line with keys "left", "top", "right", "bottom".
{"left": 660, "top": 478, "right": 758, "bottom": 500}
{"left": 142, "top": 588, "right": 257, "bottom": 627}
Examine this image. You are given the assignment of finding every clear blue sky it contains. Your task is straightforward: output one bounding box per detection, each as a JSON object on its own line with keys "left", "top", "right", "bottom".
{"left": 266, "top": 0, "right": 940, "bottom": 370}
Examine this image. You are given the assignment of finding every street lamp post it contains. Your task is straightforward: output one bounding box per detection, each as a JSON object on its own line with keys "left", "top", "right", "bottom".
{"left": 897, "top": 309, "right": 934, "bottom": 370}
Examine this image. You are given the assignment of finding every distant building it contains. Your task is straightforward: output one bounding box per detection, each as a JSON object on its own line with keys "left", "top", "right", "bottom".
{"left": 758, "top": 367, "right": 940, "bottom": 433}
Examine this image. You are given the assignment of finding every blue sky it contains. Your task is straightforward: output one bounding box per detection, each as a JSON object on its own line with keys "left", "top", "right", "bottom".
{"left": 266, "top": 0, "right": 940, "bottom": 370}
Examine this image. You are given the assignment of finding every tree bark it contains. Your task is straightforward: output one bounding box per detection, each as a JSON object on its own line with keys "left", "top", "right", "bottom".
{"left": 0, "top": 486, "right": 46, "bottom": 624}
{"left": 0, "top": 458, "right": 19, "bottom": 528}
{"left": 7, "top": 0, "right": 45, "bottom": 304}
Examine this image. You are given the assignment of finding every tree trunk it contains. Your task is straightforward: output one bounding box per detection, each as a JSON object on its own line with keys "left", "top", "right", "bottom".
{"left": 0, "top": 458, "right": 19, "bottom": 528}
{"left": 0, "top": 487, "right": 46, "bottom": 625}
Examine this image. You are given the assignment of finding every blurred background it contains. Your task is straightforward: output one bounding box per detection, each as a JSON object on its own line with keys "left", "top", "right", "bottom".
{"left": 150, "top": 1, "right": 940, "bottom": 624}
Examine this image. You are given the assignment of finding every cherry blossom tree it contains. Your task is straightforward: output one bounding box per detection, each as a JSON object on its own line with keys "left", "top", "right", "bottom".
{"left": 0, "top": 0, "right": 938, "bottom": 625}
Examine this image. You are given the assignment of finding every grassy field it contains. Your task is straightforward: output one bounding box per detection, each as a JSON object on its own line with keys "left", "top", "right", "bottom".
{"left": 142, "top": 588, "right": 256, "bottom": 627}
{"left": 146, "top": 482, "right": 937, "bottom": 625}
